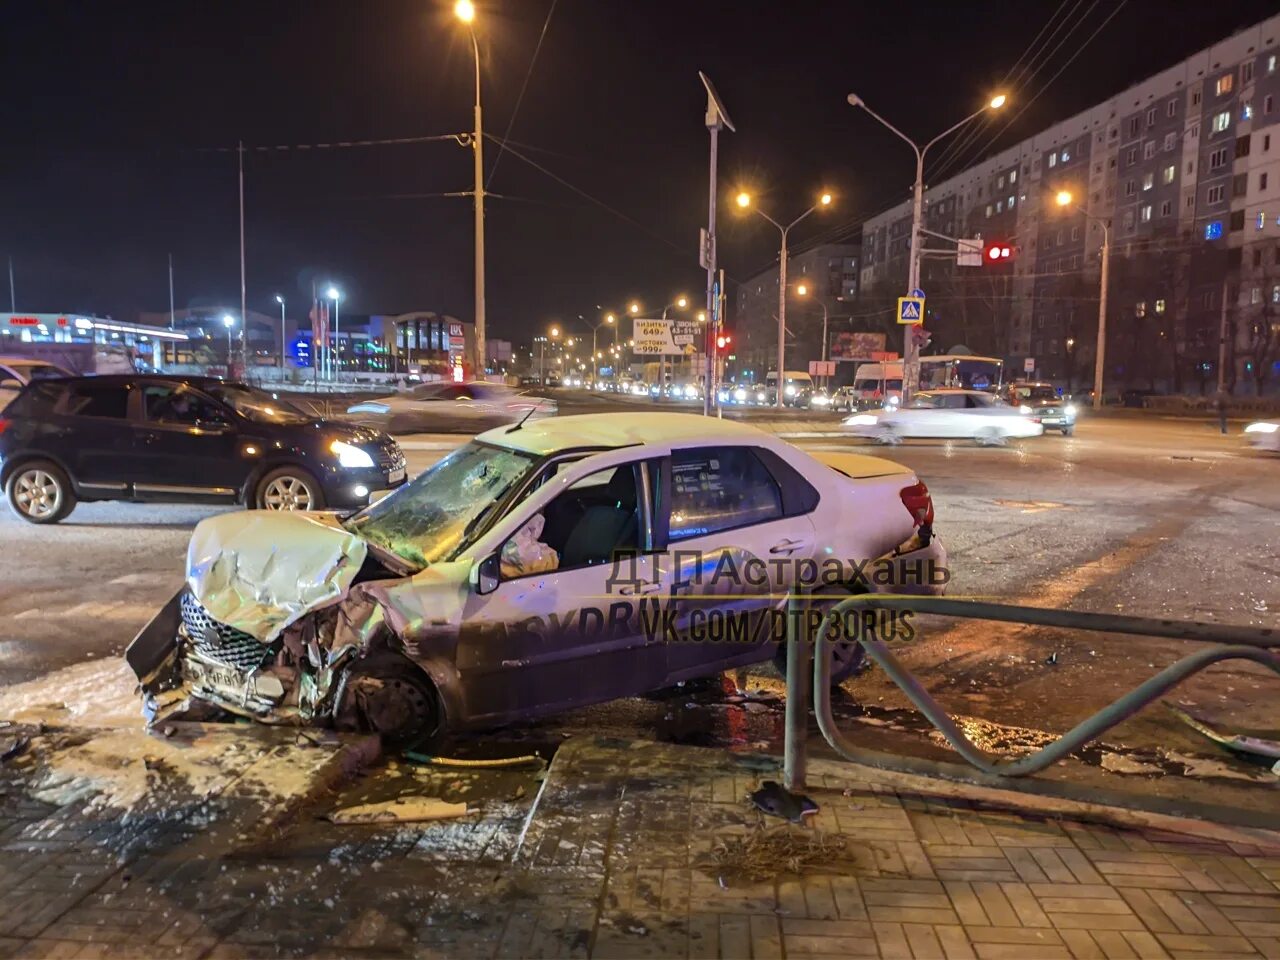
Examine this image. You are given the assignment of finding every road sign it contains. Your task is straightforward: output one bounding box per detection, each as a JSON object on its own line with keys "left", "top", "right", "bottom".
{"left": 897, "top": 296, "right": 925, "bottom": 324}
{"left": 957, "top": 238, "right": 983, "bottom": 267}
{"left": 808, "top": 360, "right": 836, "bottom": 377}
{"left": 1024, "top": 357, "right": 1036, "bottom": 373}
{"left": 911, "top": 288, "right": 925, "bottom": 299}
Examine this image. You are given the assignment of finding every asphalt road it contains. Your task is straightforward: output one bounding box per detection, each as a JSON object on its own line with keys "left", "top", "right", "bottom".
{"left": 1, "top": 409, "right": 1276, "bottom": 797}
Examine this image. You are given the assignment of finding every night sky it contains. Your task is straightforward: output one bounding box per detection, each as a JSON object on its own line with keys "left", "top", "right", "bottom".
{"left": 2, "top": 0, "right": 1276, "bottom": 344}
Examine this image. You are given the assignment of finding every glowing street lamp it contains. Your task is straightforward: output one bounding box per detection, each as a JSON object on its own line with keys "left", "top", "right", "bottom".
{"left": 736, "top": 189, "right": 835, "bottom": 407}
{"left": 222, "top": 314, "right": 236, "bottom": 358}
{"left": 847, "top": 90, "right": 1006, "bottom": 401}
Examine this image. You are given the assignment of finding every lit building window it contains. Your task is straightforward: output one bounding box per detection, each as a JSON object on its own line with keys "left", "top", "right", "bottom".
{"left": 1135, "top": 302, "right": 1147, "bottom": 317}
{"left": 1259, "top": 212, "right": 1268, "bottom": 230}
{"left": 1216, "top": 74, "right": 1233, "bottom": 95}
{"left": 1163, "top": 164, "right": 1176, "bottom": 184}
{"left": 1204, "top": 220, "right": 1223, "bottom": 240}
{"left": 1048, "top": 153, "right": 1057, "bottom": 168}
{"left": 1140, "top": 204, "right": 1152, "bottom": 222}
{"left": 1143, "top": 173, "right": 1154, "bottom": 191}
{"left": 1155, "top": 299, "right": 1166, "bottom": 314}
{"left": 1212, "top": 111, "right": 1231, "bottom": 133}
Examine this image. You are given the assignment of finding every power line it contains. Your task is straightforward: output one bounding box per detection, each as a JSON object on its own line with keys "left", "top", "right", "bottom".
{"left": 940, "top": 0, "right": 1126, "bottom": 181}
{"left": 198, "top": 133, "right": 466, "bottom": 153}
{"left": 487, "top": 0, "right": 559, "bottom": 189}
{"left": 928, "top": 0, "right": 1082, "bottom": 180}
{"left": 483, "top": 133, "right": 689, "bottom": 260}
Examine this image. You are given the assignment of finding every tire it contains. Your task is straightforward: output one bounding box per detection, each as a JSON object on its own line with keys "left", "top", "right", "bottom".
{"left": 6, "top": 460, "right": 77, "bottom": 524}
{"left": 875, "top": 424, "right": 902, "bottom": 446}
{"left": 254, "top": 466, "right": 325, "bottom": 511}
{"left": 773, "top": 585, "right": 869, "bottom": 687}
{"left": 975, "top": 426, "right": 1006, "bottom": 447}
{"left": 1061, "top": 426, "right": 1074, "bottom": 436}
{"left": 336, "top": 653, "right": 441, "bottom": 747}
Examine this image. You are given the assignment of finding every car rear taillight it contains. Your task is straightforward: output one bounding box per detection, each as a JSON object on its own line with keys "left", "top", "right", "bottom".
{"left": 899, "top": 480, "right": 934, "bottom": 529}
{"left": 0, "top": 418, "right": 9, "bottom": 435}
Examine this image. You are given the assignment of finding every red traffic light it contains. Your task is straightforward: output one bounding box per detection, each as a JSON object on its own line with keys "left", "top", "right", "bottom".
{"left": 985, "top": 242, "right": 1013, "bottom": 261}
{"left": 716, "top": 334, "right": 732, "bottom": 350}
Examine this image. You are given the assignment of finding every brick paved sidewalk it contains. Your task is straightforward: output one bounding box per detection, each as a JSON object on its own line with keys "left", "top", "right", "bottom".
{"left": 2, "top": 735, "right": 1278, "bottom": 958}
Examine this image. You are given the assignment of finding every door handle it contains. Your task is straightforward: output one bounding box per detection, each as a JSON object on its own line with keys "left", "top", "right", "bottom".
{"left": 617, "top": 582, "right": 662, "bottom": 596}
{"left": 769, "top": 538, "right": 807, "bottom": 555}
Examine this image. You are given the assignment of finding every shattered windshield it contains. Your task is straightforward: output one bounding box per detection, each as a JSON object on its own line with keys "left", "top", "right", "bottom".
{"left": 343, "top": 441, "right": 536, "bottom": 569}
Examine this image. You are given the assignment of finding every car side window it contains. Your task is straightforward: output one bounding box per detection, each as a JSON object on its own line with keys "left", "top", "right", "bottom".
{"left": 63, "top": 383, "right": 130, "bottom": 419}
{"left": 500, "top": 463, "right": 641, "bottom": 578}
{"left": 966, "top": 394, "right": 993, "bottom": 409}
{"left": 142, "top": 386, "right": 225, "bottom": 425}
{"left": 668, "top": 446, "right": 783, "bottom": 542}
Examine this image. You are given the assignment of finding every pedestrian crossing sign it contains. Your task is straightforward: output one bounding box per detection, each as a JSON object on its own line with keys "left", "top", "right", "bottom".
{"left": 897, "top": 296, "right": 925, "bottom": 324}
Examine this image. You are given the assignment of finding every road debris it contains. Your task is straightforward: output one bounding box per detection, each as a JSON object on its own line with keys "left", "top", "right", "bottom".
{"left": 1165, "top": 702, "right": 1280, "bottom": 761}
{"left": 748, "top": 779, "right": 818, "bottom": 823}
{"left": 702, "top": 826, "right": 847, "bottom": 882}
{"left": 327, "top": 797, "right": 472, "bottom": 825}
{"left": 403, "top": 751, "right": 542, "bottom": 769}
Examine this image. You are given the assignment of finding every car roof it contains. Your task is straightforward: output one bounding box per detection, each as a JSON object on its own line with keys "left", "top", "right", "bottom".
{"left": 476, "top": 411, "right": 768, "bottom": 456}
{"left": 919, "top": 388, "right": 986, "bottom": 395}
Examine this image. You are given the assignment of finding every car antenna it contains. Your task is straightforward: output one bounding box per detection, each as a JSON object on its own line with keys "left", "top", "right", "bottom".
{"left": 506, "top": 399, "right": 543, "bottom": 433}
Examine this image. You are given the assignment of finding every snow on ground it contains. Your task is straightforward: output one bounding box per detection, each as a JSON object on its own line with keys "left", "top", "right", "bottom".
{"left": 0, "top": 657, "right": 142, "bottom": 728}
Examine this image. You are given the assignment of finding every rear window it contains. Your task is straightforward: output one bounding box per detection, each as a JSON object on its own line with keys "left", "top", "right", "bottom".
{"left": 64, "top": 383, "right": 131, "bottom": 419}
{"left": 5, "top": 381, "right": 63, "bottom": 418}
{"left": 668, "top": 446, "right": 783, "bottom": 541}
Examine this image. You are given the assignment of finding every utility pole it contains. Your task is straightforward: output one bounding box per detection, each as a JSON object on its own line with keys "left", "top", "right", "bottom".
{"left": 168, "top": 253, "right": 175, "bottom": 331}
{"left": 700, "top": 72, "right": 734, "bottom": 416}
{"left": 1093, "top": 220, "right": 1110, "bottom": 410}
{"left": 1217, "top": 274, "right": 1230, "bottom": 395}
{"left": 7, "top": 256, "right": 14, "bottom": 312}
{"left": 238, "top": 141, "right": 247, "bottom": 375}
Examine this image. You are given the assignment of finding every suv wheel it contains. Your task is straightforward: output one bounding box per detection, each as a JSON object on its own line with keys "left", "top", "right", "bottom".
{"left": 7, "top": 461, "right": 77, "bottom": 524}
{"left": 254, "top": 467, "right": 324, "bottom": 511}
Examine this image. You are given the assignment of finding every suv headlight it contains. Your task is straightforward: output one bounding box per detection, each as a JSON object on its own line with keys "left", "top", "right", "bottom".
{"left": 330, "top": 439, "right": 375, "bottom": 468}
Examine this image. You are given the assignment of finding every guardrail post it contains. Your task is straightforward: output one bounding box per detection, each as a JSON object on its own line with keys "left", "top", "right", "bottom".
{"left": 783, "top": 589, "right": 810, "bottom": 791}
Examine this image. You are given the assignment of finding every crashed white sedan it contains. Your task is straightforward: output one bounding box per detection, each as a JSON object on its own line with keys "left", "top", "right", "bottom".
{"left": 345, "top": 380, "right": 555, "bottom": 433}
{"left": 128, "top": 413, "right": 946, "bottom": 742}
{"left": 843, "top": 388, "right": 1044, "bottom": 445}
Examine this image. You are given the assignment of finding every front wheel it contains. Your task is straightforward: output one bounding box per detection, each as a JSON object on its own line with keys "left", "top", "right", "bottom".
{"left": 975, "top": 426, "right": 1007, "bottom": 447}
{"left": 875, "top": 424, "right": 902, "bottom": 446}
{"left": 7, "top": 460, "right": 77, "bottom": 524}
{"left": 336, "top": 653, "right": 441, "bottom": 747}
{"left": 254, "top": 466, "right": 325, "bottom": 511}
{"left": 1061, "top": 426, "right": 1074, "bottom": 436}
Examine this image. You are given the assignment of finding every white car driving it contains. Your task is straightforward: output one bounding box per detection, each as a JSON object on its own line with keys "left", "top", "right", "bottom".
{"left": 1244, "top": 420, "right": 1279, "bottom": 452}
{"left": 128, "top": 412, "right": 946, "bottom": 742}
{"left": 0, "top": 357, "right": 74, "bottom": 411}
{"left": 345, "top": 380, "right": 556, "bottom": 433}
{"left": 843, "top": 388, "right": 1044, "bottom": 445}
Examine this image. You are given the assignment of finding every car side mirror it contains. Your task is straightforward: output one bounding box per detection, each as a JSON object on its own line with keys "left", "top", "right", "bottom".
{"left": 472, "top": 553, "right": 501, "bottom": 595}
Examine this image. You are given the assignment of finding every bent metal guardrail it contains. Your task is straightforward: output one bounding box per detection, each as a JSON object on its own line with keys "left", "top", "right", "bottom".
{"left": 783, "top": 594, "right": 1279, "bottom": 789}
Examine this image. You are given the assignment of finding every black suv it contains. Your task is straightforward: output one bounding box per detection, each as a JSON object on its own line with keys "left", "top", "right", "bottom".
{"left": 0, "top": 375, "right": 406, "bottom": 524}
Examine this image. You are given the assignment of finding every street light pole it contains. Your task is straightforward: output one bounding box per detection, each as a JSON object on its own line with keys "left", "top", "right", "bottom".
{"left": 737, "top": 192, "right": 832, "bottom": 409}
{"left": 456, "top": 1, "right": 486, "bottom": 379}
{"left": 275, "top": 295, "right": 286, "bottom": 372}
{"left": 847, "top": 93, "right": 1005, "bottom": 403}
{"left": 1055, "top": 191, "right": 1109, "bottom": 411}
{"left": 237, "top": 141, "right": 247, "bottom": 374}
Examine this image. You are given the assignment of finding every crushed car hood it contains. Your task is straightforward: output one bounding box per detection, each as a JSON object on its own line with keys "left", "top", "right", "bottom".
{"left": 186, "top": 511, "right": 368, "bottom": 643}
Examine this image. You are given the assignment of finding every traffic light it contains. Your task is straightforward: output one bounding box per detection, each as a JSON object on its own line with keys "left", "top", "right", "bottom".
{"left": 985, "top": 242, "right": 1013, "bottom": 262}
{"left": 716, "top": 332, "right": 732, "bottom": 350}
